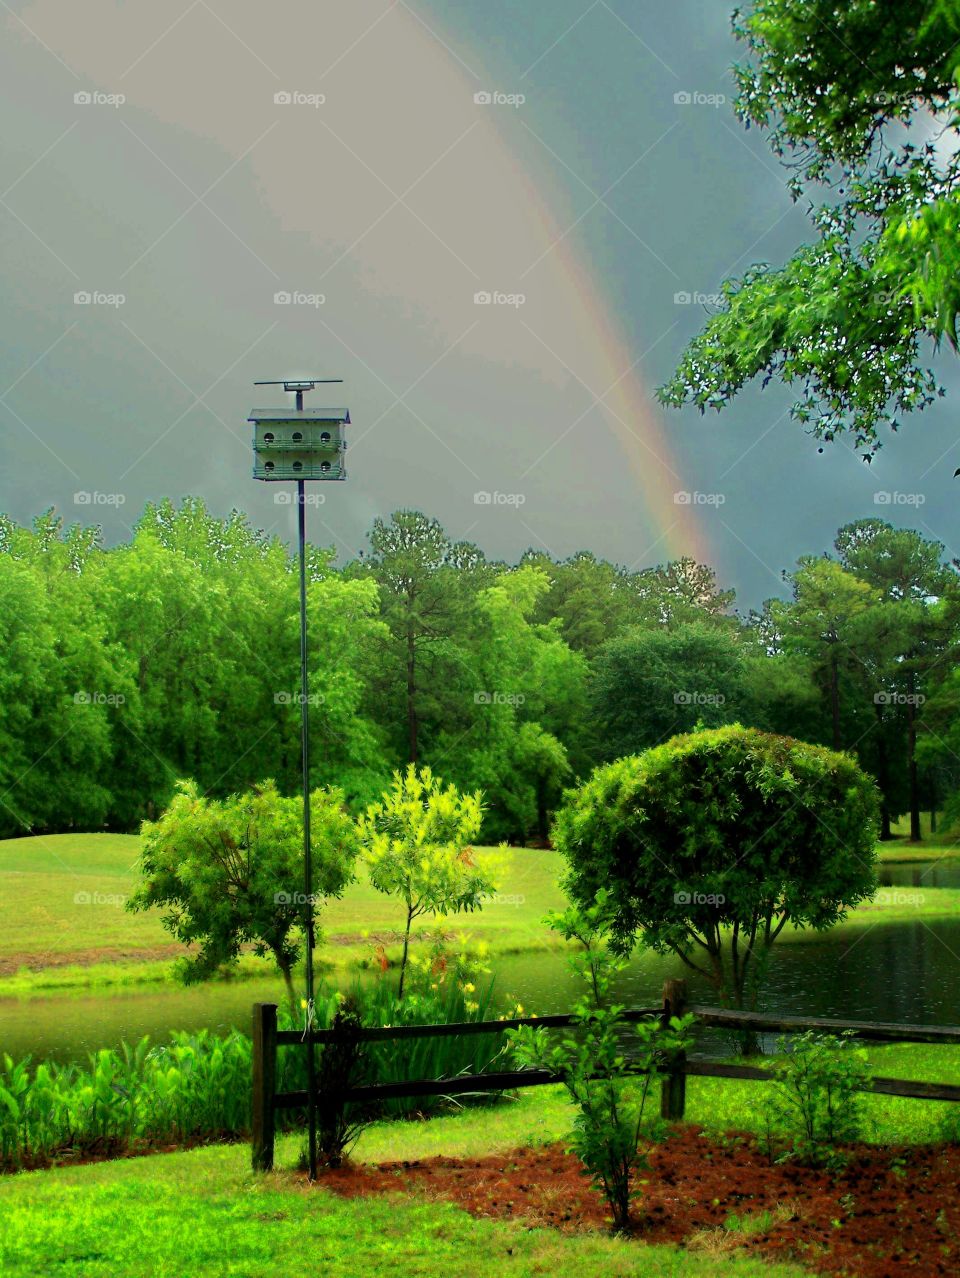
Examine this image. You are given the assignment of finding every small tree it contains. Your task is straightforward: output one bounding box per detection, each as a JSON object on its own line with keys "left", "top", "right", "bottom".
{"left": 357, "top": 765, "right": 492, "bottom": 998}
{"left": 555, "top": 726, "right": 878, "bottom": 1021}
{"left": 509, "top": 893, "right": 692, "bottom": 1232}
{"left": 128, "top": 779, "right": 358, "bottom": 1009}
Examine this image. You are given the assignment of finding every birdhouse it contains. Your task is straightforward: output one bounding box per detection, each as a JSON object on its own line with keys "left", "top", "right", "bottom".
{"left": 249, "top": 407, "right": 350, "bottom": 481}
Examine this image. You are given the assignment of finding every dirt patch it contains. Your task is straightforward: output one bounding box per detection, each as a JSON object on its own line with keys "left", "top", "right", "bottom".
{"left": 0, "top": 944, "right": 189, "bottom": 975}
{"left": 312, "top": 1129, "right": 960, "bottom": 1276}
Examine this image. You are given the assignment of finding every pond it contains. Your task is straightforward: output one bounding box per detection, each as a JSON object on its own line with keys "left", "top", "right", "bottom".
{"left": 3, "top": 861, "right": 959, "bottom": 1063}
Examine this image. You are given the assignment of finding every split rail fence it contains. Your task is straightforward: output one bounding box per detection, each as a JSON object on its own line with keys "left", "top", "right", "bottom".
{"left": 251, "top": 977, "right": 960, "bottom": 1171}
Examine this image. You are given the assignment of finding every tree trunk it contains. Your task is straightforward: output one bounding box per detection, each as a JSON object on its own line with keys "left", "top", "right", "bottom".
{"left": 907, "top": 696, "right": 921, "bottom": 842}
{"left": 829, "top": 649, "right": 841, "bottom": 751}
{"left": 874, "top": 704, "right": 893, "bottom": 840}
{"left": 397, "top": 905, "right": 414, "bottom": 999}
{"left": 536, "top": 774, "right": 549, "bottom": 843}
{"left": 406, "top": 626, "right": 418, "bottom": 765}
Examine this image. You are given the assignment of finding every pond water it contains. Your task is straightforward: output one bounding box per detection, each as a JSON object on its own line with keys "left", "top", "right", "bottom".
{"left": 3, "top": 861, "right": 959, "bottom": 1064}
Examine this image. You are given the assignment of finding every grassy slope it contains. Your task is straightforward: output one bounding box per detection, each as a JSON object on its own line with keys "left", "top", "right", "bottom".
{"left": 2, "top": 830, "right": 959, "bottom": 995}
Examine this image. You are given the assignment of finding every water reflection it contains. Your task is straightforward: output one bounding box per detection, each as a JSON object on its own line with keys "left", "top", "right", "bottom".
{"left": 3, "top": 914, "right": 960, "bottom": 1063}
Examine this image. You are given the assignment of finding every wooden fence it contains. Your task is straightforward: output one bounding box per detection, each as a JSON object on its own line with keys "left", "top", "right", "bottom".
{"left": 251, "top": 977, "right": 960, "bottom": 1172}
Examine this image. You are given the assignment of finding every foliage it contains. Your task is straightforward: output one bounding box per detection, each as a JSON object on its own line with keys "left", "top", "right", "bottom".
{"left": 554, "top": 726, "right": 879, "bottom": 1011}
{"left": 128, "top": 779, "right": 358, "bottom": 1007}
{"left": 357, "top": 766, "right": 492, "bottom": 997}
{"left": 0, "top": 1030, "right": 251, "bottom": 1170}
{"left": 508, "top": 894, "right": 693, "bottom": 1232}
{"left": 592, "top": 621, "right": 747, "bottom": 757}
{"left": 764, "top": 1031, "right": 873, "bottom": 1170}
{"left": 659, "top": 0, "right": 960, "bottom": 452}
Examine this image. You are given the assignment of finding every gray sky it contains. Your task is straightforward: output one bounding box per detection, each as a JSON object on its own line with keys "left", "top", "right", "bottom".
{"left": 2, "top": 0, "right": 958, "bottom": 611}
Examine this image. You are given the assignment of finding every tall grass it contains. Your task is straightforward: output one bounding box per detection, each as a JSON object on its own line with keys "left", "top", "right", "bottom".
{"left": 278, "top": 975, "right": 512, "bottom": 1120}
{"left": 0, "top": 1030, "right": 251, "bottom": 1169}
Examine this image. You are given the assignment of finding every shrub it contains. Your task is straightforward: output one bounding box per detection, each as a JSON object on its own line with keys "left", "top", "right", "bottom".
{"left": 554, "top": 725, "right": 879, "bottom": 1017}
{"left": 508, "top": 893, "right": 692, "bottom": 1232}
{"left": 765, "top": 1030, "right": 872, "bottom": 1170}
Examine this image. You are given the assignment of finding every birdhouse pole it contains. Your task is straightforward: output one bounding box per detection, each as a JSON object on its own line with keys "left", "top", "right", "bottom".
{"left": 250, "top": 378, "right": 349, "bottom": 1182}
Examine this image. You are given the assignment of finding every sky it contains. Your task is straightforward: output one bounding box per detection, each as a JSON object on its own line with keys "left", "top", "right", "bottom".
{"left": 2, "top": 0, "right": 958, "bottom": 612}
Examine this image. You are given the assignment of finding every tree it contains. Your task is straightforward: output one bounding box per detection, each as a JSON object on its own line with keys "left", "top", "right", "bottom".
{"left": 771, "top": 559, "right": 880, "bottom": 751}
{"left": 659, "top": 0, "right": 960, "bottom": 454}
{"left": 128, "top": 779, "right": 358, "bottom": 1009}
{"left": 835, "top": 518, "right": 960, "bottom": 838}
{"left": 554, "top": 726, "right": 878, "bottom": 1018}
{"left": 352, "top": 511, "right": 496, "bottom": 765}
{"left": 356, "top": 766, "right": 491, "bottom": 998}
{"left": 592, "top": 620, "right": 747, "bottom": 757}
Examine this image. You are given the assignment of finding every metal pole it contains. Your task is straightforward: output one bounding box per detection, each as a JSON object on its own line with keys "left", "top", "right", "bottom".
{"left": 296, "top": 387, "right": 318, "bottom": 1179}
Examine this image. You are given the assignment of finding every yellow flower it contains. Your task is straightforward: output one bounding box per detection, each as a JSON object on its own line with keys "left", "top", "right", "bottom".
{"left": 463, "top": 982, "right": 475, "bottom": 994}
{"left": 300, "top": 998, "right": 307, "bottom": 1010}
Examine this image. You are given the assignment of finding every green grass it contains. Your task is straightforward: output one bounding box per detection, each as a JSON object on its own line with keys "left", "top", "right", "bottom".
{"left": 0, "top": 1120, "right": 806, "bottom": 1278}
{"left": 3, "top": 828, "right": 959, "bottom": 997}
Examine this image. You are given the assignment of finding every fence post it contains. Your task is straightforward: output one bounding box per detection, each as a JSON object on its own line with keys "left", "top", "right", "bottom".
{"left": 660, "top": 978, "right": 687, "bottom": 1121}
{"left": 252, "top": 1002, "right": 278, "bottom": 1172}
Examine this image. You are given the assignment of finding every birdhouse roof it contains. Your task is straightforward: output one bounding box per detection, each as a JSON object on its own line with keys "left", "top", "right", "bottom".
{"left": 247, "top": 408, "right": 350, "bottom": 423}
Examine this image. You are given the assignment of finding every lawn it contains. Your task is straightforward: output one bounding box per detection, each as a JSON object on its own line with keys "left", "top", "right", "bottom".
{"left": 2, "top": 829, "right": 959, "bottom": 997}
{"left": 0, "top": 1108, "right": 807, "bottom": 1278}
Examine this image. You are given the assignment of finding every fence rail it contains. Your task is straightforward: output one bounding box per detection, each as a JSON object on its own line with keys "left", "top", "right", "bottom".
{"left": 251, "top": 980, "right": 960, "bottom": 1172}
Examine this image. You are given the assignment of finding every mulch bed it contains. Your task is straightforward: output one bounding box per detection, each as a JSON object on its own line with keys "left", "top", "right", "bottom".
{"left": 312, "top": 1127, "right": 960, "bottom": 1276}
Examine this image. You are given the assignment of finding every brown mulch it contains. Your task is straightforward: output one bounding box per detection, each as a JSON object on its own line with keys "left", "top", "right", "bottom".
{"left": 0, "top": 944, "right": 188, "bottom": 975}
{"left": 309, "top": 1128, "right": 960, "bottom": 1276}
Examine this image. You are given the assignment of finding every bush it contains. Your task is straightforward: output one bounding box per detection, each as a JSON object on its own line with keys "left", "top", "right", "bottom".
{"left": 555, "top": 725, "right": 879, "bottom": 1015}
{"left": 508, "top": 894, "right": 692, "bottom": 1232}
{"left": 764, "top": 1030, "right": 872, "bottom": 1170}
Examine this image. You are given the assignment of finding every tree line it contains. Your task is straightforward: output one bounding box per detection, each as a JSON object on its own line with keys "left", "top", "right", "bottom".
{"left": 2, "top": 498, "right": 958, "bottom": 843}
